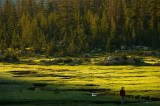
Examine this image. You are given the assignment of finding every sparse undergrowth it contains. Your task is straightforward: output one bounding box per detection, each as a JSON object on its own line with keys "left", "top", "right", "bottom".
{"left": 0, "top": 52, "right": 19, "bottom": 63}
{"left": 96, "top": 55, "right": 148, "bottom": 66}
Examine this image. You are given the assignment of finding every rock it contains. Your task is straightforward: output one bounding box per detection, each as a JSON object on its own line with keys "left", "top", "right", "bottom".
{"left": 72, "top": 59, "right": 82, "bottom": 65}
{"left": 96, "top": 55, "right": 144, "bottom": 65}
{"left": 91, "top": 50, "right": 95, "bottom": 54}
{"left": 127, "top": 58, "right": 135, "bottom": 64}
{"left": 135, "top": 46, "right": 141, "bottom": 50}
{"left": 142, "top": 46, "right": 149, "bottom": 51}
{"left": 107, "top": 56, "right": 115, "bottom": 61}
{"left": 84, "top": 53, "right": 91, "bottom": 58}
{"left": 115, "top": 50, "right": 120, "bottom": 53}
{"left": 121, "top": 45, "right": 126, "bottom": 50}
{"left": 154, "top": 52, "right": 160, "bottom": 56}
{"left": 62, "top": 58, "right": 73, "bottom": 63}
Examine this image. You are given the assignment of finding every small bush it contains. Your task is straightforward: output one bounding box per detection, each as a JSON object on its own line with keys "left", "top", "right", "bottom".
{"left": 0, "top": 52, "right": 19, "bottom": 62}
{"left": 40, "top": 58, "right": 83, "bottom": 65}
{"left": 121, "top": 55, "right": 128, "bottom": 60}
{"left": 40, "top": 60, "right": 56, "bottom": 65}
{"left": 83, "top": 58, "right": 91, "bottom": 63}
{"left": 27, "top": 60, "right": 36, "bottom": 65}
{"left": 62, "top": 58, "right": 73, "bottom": 63}
{"left": 96, "top": 55, "right": 146, "bottom": 66}
{"left": 153, "top": 62, "right": 160, "bottom": 66}
{"left": 134, "top": 58, "right": 141, "bottom": 63}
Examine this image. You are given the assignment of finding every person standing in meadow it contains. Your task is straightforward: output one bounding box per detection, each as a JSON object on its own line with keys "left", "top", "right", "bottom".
{"left": 120, "top": 87, "right": 126, "bottom": 104}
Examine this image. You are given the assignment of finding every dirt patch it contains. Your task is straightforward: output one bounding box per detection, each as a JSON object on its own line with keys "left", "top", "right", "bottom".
{"left": 127, "top": 71, "right": 146, "bottom": 74}
{"left": 27, "top": 88, "right": 111, "bottom": 93}
{"left": 13, "top": 76, "right": 25, "bottom": 77}
{"left": 83, "top": 84, "right": 99, "bottom": 87}
{"left": 33, "top": 83, "right": 47, "bottom": 87}
{"left": 50, "top": 69, "right": 78, "bottom": 73}
{"left": 55, "top": 69, "right": 72, "bottom": 72}
{"left": 65, "top": 88, "right": 111, "bottom": 93}
{"left": 135, "top": 76, "right": 146, "bottom": 77}
{"left": 34, "top": 74, "right": 74, "bottom": 79}
{"left": 8, "top": 70, "right": 75, "bottom": 79}
{"left": 39, "top": 80, "right": 57, "bottom": 82}
{"left": 28, "top": 83, "right": 48, "bottom": 91}
{"left": 60, "top": 77, "right": 71, "bottom": 79}
{"left": 9, "top": 70, "right": 37, "bottom": 75}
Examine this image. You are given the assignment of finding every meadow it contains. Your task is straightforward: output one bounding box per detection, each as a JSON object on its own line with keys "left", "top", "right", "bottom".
{"left": 0, "top": 56, "right": 160, "bottom": 106}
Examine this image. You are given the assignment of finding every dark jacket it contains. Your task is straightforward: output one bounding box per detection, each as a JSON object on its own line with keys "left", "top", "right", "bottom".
{"left": 120, "top": 90, "right": 125, "bottom": 96}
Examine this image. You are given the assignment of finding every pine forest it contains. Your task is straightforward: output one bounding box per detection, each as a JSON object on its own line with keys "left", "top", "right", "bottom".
{"left": 0, "top": 0, "right": 160, "bottom": 56}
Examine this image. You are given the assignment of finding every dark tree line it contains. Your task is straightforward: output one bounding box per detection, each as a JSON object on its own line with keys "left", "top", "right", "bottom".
{"left": 0, "top": 0, "right": 160, "bottom": 56}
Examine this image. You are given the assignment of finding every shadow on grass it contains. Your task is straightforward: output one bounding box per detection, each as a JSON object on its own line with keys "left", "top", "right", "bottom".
{"left": 0, "top": 77, "right": 160, "bottom": 106}
{"left": 0, "top": 100, "right": 141, "bottom": 105}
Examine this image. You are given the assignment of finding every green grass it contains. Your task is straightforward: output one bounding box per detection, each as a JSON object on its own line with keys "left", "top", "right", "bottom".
{"left": 0, "top": 57, "right": 160, "bottom": 105}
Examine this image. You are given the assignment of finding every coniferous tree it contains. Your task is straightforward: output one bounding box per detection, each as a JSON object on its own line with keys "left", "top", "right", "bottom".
{"left": 0, "top": 0, "right": 160, "bottom": 55}
{"left": 11, "top": 30, "right": 20, "bottom": 49}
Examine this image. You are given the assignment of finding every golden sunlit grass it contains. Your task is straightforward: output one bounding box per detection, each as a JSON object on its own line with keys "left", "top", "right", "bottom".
{"left": 0, "top": 62, "right": 160, "bottom": 98}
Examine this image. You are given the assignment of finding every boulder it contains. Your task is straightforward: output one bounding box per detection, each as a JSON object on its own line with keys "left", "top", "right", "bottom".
{"left": 127, "top": 58, "right": 135, "bottom": 64}
{"left": 142, "top": 46, "right": 149, "bottom": 51}
{"left": 84, "top": 53, "right": 91, "bottom": 58}
{"left": 97, "top": 55, "right": 144, "bottom": 65}
{"left": 107, "top": 56, "right": 115, "bottom": 61}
